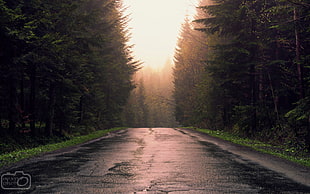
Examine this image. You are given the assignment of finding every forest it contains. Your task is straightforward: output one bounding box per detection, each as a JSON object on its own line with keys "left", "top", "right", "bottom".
{"left": 122, "top": 61, "right": 177, "bottom": 128}
{"left": 1, "top": 0, "right": 309, "bottom": 156}
{"left": 174, "top": 0, "right": 310, "bottom": 151}
{"left": 0, "top": 0, "right": 139, "bottom": 141}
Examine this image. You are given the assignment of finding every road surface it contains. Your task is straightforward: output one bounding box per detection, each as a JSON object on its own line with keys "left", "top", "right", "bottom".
{"left": 1, "top": 128, "right": 310, "bottom": 193}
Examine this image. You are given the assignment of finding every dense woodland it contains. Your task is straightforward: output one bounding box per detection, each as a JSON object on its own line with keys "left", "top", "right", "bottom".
{"left": 0, "top": 0, "right": 139, "bottom": 138}
{"left": 174, "top": 0, "right": 310, "bottom": 151}
{"left": 1, "top": 0, "right": 309, "bottom": 155}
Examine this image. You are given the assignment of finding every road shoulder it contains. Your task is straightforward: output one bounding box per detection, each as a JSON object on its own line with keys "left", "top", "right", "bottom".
{"left": 0, "top": 128, "right": 127, "bottom": 174}
{"left": 177, "top": 128, "right": 310, "bottom": 187}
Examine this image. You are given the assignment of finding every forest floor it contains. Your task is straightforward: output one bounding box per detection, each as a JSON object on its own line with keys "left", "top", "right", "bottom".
{"left": 0, "top": 127, "right": 125, "bottom": 169}
{"left": 185, "top": 127, "right": 310, "bottom": 167}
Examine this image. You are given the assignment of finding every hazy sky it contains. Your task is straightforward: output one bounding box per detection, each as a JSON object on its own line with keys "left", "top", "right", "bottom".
{"left": 123, "top": 0, "right": 198, "bottom": 69}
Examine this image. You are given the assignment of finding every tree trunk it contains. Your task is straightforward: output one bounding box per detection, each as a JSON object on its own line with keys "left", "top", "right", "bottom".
{"left": 250, "top": 17, "right": 257, "bottom": 135}
{"left": 8, "top": 76, "right": 18, "bottom": 135}
{"left": 307, "top": 116, "right": 310, "bottom": 153}
{"left": 30, "top": 64, "right": 37, "bottom": 136}
{"left": 20, "top": 69, "right": 25, "bottom": 129}
{"left": 45, "top": 84, "right": 56, "bottom": 136}
{"left": 250, "top": 63, "right": 257, "bottom": 135}
{"left": 267, "top": 72, "right": 280, "bottom": 122}
{"left": 258, "top": 68, "right": 264, "bottom": 102}
{"left": 78, "top": 95, "right": 84, "bottom": 124}
{"left": 294, "top": 8, "right": 304, "bottom": 99}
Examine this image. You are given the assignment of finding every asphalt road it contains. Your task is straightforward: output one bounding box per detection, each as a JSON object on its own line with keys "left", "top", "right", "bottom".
{"left": 1, "top": 128, "right": 310, "bottom": 193}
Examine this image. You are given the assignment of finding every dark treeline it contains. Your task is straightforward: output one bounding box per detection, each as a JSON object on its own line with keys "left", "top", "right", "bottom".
{"left": 174, "top": 0, "right": 310, "bottom": 151}
{"left": 0, "top": 0, "right": 139, "bottom": 137}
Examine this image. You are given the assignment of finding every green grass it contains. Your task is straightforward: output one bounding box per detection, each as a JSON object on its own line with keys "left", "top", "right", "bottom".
{"left": 186, "top": 127, "right": 310, "bottom": 167}
{"left": 0, "top": 127, "right": 125, "bottom": 168}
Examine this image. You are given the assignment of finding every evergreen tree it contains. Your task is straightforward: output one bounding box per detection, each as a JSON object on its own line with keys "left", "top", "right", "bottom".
{"left": 0, "top": 0, "right": 139, "bottom": 137}
{"left": 174, "top": 0, "right": 310, "bottom": 150}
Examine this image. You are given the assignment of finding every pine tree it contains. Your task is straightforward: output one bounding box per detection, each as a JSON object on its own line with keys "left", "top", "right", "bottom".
{"left": 0, "top": 0, "right": 139, "bottom": 138}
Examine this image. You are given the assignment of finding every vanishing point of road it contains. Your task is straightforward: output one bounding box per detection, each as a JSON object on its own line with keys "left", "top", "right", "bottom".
{"left": 1, "top": 128, "right": 310, "bottom": 193}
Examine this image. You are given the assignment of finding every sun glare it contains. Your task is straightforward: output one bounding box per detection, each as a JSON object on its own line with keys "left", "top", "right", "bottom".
{"left": 123, "top": 0, "right": 198, "bottom": 69}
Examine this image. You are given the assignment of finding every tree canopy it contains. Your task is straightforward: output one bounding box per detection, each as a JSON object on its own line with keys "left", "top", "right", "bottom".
{"left": 0, "top": 0, "right": 139, "bottom": 137}
{"left": 173, "top": 0, "right": 310, "bottom": 151}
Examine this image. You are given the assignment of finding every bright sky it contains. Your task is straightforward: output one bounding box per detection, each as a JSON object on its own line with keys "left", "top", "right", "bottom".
{"left": 123, "top": 0, "right": 198, "bottom": 69}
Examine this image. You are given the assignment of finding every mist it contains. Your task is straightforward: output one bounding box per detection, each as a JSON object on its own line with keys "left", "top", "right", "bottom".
{"left": 122, "top": 60, "right": 178, "bottom": 128}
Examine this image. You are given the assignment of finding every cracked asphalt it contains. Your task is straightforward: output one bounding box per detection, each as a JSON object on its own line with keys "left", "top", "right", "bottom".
{"left": 1, "top": 128, "right": 310, "bottom": 193}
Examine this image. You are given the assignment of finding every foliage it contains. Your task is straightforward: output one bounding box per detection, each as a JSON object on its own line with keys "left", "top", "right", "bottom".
{"left": 174, "top": 0, "right": 310, "bottom": 151}
{"left": 0, "top": 0, "right": 139, "bottom": 138}
{"left": 189, "top": 127, "right": 310, "bottom": 167}
{"left": 174, "top": 15, "right": 208, "bottom": 126}
{"left": 0, "top": 127, "right": 124, "bottom": 168}
{"left": 122, "top": 62, "right": 177, "bottom": 127}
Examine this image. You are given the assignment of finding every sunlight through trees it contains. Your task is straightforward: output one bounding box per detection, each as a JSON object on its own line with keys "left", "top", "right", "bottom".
{"left": 173, "top": 0, "right": 310, "bottom": 151}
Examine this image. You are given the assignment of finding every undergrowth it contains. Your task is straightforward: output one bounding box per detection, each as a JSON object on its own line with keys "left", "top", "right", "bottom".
{"left": 186, "top": 127, "right": 310, "bottom": 167}
{"left": 0, "top": 127, "right": 125, "bottom": 168}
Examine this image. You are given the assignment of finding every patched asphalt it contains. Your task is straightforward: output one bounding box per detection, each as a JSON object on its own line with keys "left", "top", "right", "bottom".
{"left": 1, "top": 128, "right": 310, "bottom": 193}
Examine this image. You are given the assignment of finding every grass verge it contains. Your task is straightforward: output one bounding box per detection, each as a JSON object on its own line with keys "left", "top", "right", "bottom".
{"left": 0, "top": 127, "right": 125, "bottom": 168}
{"left": 186, "top": 127, "right": 310, "bottom": 167}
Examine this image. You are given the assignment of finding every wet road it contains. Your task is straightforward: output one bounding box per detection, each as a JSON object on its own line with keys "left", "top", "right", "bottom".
{"left": 1, "top": 128, "right": 310, "bottom": 193}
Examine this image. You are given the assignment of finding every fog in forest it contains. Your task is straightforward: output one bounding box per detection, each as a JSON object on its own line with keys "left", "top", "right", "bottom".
{"left": 122, "top": 60, "right": 178, "bottom": 128}
{"left": 1, "top": 0, "right": 309, "bottom": 158}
